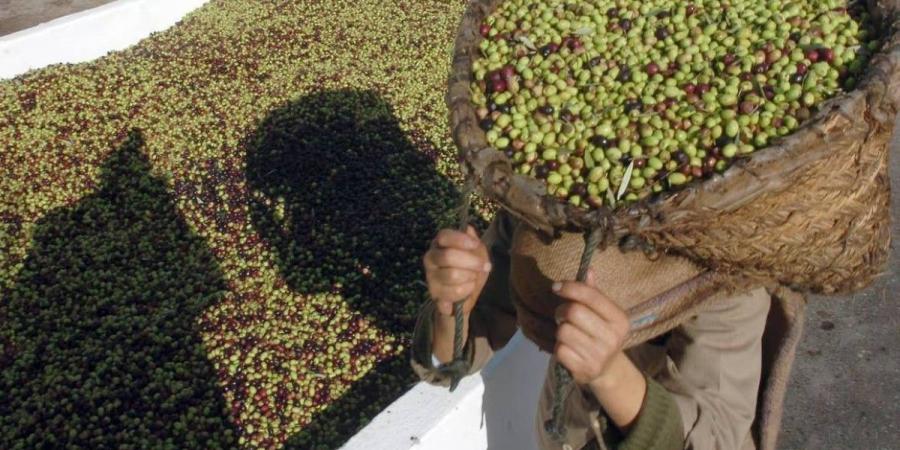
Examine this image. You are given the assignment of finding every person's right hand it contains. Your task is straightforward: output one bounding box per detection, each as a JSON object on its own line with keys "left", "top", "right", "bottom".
{"left": 423, "top": 226, "right": 492, "bottom": 316}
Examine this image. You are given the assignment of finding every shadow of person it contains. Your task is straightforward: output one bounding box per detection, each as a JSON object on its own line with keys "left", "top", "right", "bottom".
{"left": 245, "top": 89, "right": 463, "bottom": 448}
{"left": 0, "top": 130, "right": 237, "bottom": 448}
{"left": 246, "top": 89, "right": 460, "bottom": 332}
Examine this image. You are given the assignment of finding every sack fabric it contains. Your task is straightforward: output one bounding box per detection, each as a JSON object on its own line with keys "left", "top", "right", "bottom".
{"left": 508, "top": 225, "right": 752, "bottom": 352}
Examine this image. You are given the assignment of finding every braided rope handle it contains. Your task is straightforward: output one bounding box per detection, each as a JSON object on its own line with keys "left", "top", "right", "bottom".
{"left": 435, "top": 177, "right": 607, "bottom": 442}
{"left": 435, "top": 179, "right": 475, "bottom": 392}
{"left": 544, "top": 227, "right": 606, "bottom": 443}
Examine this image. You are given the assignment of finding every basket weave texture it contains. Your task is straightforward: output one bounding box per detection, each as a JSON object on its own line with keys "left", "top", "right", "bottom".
{"left": 448, "top": 0, "right": 899, "bottom": 295}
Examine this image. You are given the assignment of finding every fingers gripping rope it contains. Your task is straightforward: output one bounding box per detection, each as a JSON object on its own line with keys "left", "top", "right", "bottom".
{"left": 544, "top": 226, "right": 606, "bottom": 443}
{"left": 433, "top": 175, "right": 606, "bottom": 444}
{"left": 435, "top": 179, "right": 476, "bottom": 392}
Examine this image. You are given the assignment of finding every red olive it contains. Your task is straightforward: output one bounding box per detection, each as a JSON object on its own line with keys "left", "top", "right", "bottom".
{"left": 805, "top": 48, "right": 820, "bottom": 62}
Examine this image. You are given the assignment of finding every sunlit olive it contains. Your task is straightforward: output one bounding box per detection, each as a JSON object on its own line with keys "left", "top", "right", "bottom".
{"left": 474, "top": 0, "right": 877, "bottom": 208}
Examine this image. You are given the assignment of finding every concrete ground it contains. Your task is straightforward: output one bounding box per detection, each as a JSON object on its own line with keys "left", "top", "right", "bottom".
{"left": 780, "top": 119, "right": 900, "bottom": 450}
{"left": 0, "top": 0, "right": 115, "bottom": 36}
{"left": 1, "top": 1, "right": 898, "bottom": 448}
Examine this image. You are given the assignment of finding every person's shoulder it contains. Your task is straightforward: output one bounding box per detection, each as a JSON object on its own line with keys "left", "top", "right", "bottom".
{"left": 697, "top": 285, "right": 771, "bottom": 324}
{"left": 488, "top": 208, "right": 519, "bottom": 242}
{"left": 494, "top": 208, "right": 518, "bottom": 227}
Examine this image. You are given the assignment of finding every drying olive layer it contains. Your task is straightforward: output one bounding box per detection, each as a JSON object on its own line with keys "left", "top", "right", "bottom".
{"left": 0, "top": 1, "right": 473, "bottom": 449}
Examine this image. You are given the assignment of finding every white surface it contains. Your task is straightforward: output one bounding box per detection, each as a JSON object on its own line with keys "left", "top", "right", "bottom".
{"left": 342, "top": 332, "right": 550, "bottom": 450}
{"left": 0, "top": 0, "right": 210, "bottom": 79}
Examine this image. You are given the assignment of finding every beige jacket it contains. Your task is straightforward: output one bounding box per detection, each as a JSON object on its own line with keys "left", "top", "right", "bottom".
{"left": 413, "top": 213, "right": 774, "bottom": 450}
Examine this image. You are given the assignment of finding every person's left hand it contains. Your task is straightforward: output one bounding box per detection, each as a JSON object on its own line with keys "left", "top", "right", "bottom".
{"left": 552, "top": 269, "right": 630, "bottom": 386}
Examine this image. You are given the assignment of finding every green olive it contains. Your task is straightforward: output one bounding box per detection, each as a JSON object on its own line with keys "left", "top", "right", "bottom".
{"left": 475, "top": 0, "right": 875, "bottom": 209}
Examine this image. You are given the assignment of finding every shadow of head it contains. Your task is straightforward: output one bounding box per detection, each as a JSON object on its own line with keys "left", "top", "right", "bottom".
{"left": 0, "top": 130, "right": 237, "bottom": 447}
{"left": 245, "top": 89, "right": 459, "bottom": 333}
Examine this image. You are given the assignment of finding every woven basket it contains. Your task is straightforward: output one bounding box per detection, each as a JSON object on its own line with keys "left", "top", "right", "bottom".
{"left": 448, "top": 0, "right": 899, "bottom": 295}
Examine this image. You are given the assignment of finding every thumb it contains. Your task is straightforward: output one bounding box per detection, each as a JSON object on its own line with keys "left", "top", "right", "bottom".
{"left": 465, "top": 225, "right": 479, "bottom": 239}
{"left": 585, "top": 268, "right": 598, "bottom": 288}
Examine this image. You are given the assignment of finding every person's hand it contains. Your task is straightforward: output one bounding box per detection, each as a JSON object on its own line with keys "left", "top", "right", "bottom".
{"left": 423, "top": 226, "right": 492, "bottom": 316}
{"left": 552, "top": 269, "right": 630, "bottom": 386}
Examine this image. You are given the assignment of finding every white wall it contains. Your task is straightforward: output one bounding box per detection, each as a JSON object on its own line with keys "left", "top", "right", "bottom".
{"left": 0, "top": 0, "right": 210, "bottom": 79}
{"left": 342, "top": 332, "right": 550, "bottom": 450}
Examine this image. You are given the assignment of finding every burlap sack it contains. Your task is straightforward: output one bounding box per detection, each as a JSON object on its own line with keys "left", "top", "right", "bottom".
{"left": 448, "top": 0, "right": 899, "bottom": 295}
{"left": 756, "top": 287, "right": 806, "bottom": 450}
{"left": 507, "top": 224, "right": 750, "bottom": 352}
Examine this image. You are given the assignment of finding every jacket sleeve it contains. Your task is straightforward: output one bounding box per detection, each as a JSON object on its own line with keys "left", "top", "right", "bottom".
{"left": 609, "top": 376, "right": 684, "bottom": 450}
{"left": 584, "top": 287, "right": 769, "bottom": 450}
{"left": 410, "top": 210, "right": 520, "bottom": 386}
{"left": 653, "top": 287, "right": 771, "bottom": 450}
